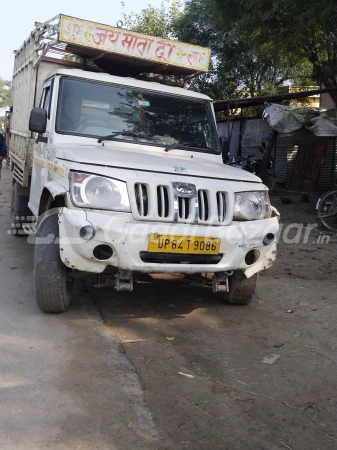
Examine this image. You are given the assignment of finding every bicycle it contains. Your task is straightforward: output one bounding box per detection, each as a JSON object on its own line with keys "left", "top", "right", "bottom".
{"left": 316, "top": 187, "right": 337, "bottom": 231}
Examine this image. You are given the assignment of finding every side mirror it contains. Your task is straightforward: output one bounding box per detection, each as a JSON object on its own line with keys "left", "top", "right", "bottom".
{"left": 29, "top": 107, "right": 47, "bottom": 134}
{"left": 219, "top": 136, "right": 229, "bottom": 163}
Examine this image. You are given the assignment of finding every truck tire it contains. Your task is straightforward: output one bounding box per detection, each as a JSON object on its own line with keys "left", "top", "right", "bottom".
{"left": 223, "top": 271, "right": 258, "bottom": 305}
{"left": 34, "top": 213, "right": 70, "bottom": 313}
{"left": 10, "top": 181, "right": 31, "bottom": 236}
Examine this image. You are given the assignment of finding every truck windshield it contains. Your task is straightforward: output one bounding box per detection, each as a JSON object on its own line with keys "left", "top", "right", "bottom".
{"left": 56, "top": 77, "right": 219, "bottom": 154}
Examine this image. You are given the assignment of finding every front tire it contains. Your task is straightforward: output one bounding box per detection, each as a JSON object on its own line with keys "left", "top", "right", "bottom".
{"left": 223, "top": 271, "right": 258, "bottom": 305}
{"left": 34, "top": 214, "right": 70, "bottom": 313}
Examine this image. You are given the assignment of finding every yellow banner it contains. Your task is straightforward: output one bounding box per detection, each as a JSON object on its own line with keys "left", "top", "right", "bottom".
{"left": 59, "top": 15, "right": 211, "bottom": 73}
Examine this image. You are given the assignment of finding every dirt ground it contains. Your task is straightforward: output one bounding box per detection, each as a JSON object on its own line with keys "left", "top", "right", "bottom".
{"left": 1, "top": 163, "right": 337, "bottom": 449}
{"left": 90, "top": 192, "right": 337, "bottom": 450}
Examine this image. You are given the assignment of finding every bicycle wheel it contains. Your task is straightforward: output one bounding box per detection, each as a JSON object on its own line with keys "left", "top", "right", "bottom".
{"left": 318, "top": 190, "right": 337, "bottom": 231}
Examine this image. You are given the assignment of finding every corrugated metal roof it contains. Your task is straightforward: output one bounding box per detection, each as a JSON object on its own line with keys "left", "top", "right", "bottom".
{"left": 214, "top": 87, "right": 337, "bottom": 111}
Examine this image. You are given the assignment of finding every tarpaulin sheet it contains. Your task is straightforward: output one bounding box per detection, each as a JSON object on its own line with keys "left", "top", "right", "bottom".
{"left": 263, "top": 103, "right": 337, "bottom": 137}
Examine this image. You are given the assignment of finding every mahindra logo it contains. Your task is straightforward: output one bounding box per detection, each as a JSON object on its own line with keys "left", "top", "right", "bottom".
{"left": 173, "top": 183, "right": 196, "bottom": 198}
{"left": 177, "top": 185, "right": 194, "bottom": 195}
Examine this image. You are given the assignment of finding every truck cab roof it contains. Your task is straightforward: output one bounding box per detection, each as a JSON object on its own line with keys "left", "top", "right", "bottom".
{"left": 49, "top": 68, "right": 213, "bottom": 101}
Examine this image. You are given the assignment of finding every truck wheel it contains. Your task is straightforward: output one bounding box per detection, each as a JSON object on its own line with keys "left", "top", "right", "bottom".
{"left": 34, "top": 214, "right": 70, "bottom": 313}
{"left": 223, "top": 271, "right": 258, "bottom": 305}
{"left": 10, "top": 181, "right": 31, "bottom": 236}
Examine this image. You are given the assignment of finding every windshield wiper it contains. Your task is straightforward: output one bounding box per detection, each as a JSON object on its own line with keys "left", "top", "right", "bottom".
{"left": 165, "top": 142, "right": 213, "bottom": 152}
{"left": 98, "top": 132, "right": 217, "bottom": 154}
{"left": 97, "top": 130, "right": 153, "bottom": 143}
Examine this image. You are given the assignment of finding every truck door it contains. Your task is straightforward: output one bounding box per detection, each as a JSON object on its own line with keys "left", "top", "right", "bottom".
{"left": 29, "top": 80, "right": 54, "bottom": 217}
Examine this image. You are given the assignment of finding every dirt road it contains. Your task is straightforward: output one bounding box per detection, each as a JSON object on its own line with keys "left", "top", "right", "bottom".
{"left": 0, "top": 167, "right": 158, "bottom": 450}
{"left": 1, "top": 165, "right": 337, "bottom": 449}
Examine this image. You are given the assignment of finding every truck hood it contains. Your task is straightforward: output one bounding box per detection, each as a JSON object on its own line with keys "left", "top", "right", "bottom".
{"left": 55, "top": 143, "right": 261, "bottom": 183}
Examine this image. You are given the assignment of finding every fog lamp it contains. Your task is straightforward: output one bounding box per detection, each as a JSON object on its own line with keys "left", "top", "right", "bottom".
{"left": 80, "top": 226, "right": 95, "bottom": 240}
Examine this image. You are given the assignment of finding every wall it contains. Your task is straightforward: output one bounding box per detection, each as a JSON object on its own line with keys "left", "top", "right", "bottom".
{"left": 217, "top": 118, "right": 337, "bottom": 192}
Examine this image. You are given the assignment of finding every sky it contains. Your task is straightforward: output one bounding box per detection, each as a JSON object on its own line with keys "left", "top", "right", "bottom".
{"left": 0, "top": 0, "right": 165, "bottom": 80}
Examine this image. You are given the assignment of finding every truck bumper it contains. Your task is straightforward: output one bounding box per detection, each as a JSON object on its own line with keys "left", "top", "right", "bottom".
{"left": 58, "top": 208, "right": 279, "bottom": 277}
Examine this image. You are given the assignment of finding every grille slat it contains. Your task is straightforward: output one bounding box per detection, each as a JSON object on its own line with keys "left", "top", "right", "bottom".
{"left": 178, "top": 197, "right": 190, "bottom": 220}
{"left": 160, "top": 186, "right": 165, "bottom": 217}
{"left": 135, "top": 183, "right": 149, "bottom": 217}
{"left": 138, "top": 184, "right": 144, "bottom": 216}
{"left": 200, "top": 191, "right": 205, "bottom": 220}
{"left": 198, "top": 190, "right": 209, "bottom": 221}
{"left": 217, "top": 192, "right": 226, "bottom": 223}
{"left": 157, "top": 185, "right": 169, "bottom": 218}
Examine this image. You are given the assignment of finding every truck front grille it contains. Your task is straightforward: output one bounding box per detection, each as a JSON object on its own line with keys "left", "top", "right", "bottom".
{"left": 131, "top": 182, "right": 229, "bottom": 226}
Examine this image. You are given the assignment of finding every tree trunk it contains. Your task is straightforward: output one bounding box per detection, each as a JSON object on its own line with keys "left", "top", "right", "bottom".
{"left": 310, "top": 58, "right": 337, "bottom": 105}
{"left": 321, "top": 78, "right": 337, "bottom": 105}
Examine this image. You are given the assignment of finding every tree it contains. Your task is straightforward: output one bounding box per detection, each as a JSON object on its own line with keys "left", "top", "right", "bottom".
{"left": 174, "top": 0, "right": 295, "bottom": 99}
{"left": 175, "top": 0, "right": 319, "bottom": 99}
{"left": 122, "top": 0, "right": 315, "bottom": 103}
{"left": 0, "top": 78, "right": 12, "bottom": 108}
{"left": 121, "top": 0, "right": 183, "bottom": 38}
{"left": 208, "top": 0, "right": 337, "bottom": 103}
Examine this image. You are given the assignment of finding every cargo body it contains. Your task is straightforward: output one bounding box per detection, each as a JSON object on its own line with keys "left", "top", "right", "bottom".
{"left": 9, "top": 56, "right": 61, "bottom": 186}
{"left": 6, "top": 15, "right": 279, "bottom": 313}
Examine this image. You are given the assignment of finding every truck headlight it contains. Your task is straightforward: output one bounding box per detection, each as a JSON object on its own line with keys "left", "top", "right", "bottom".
{"left": 234, "top": 191, "right": 271, "bottom": 220}
{"left": 69, "top": 172, "right": 131, "bottom": 212}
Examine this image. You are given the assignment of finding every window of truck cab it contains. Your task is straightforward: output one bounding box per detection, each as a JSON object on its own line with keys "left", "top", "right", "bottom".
{"left": 55, "top": 76, "right": 220, "bottom": 154}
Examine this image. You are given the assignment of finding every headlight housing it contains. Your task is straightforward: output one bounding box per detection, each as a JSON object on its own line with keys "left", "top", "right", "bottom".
{"left": 234, "top": 191, "right": 271, "bottom": 221}
{"left": 69, "top": 172, "right": 131, "bottom": 212}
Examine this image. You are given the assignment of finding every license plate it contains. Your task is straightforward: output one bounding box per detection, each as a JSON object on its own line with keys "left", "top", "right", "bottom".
{"left": 148, "top": 234, "right": 221, "bottom": 254}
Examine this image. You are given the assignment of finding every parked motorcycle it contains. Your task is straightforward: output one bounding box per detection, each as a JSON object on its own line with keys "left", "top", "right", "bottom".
{"left": 226, "top": 144, "right": 276, "bottom": 191}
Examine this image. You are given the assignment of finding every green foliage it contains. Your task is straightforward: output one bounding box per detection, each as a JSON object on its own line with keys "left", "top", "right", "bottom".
{"left": 0, "top": 78, "right": 12, "bottom": 108}
{"left": 208, "top": 0, "right": 337, "bottom": 102}
{"left": 121, "top": 0, "right": 183, "bottom": 38}
{"left": 62, "top": 55, "right": 96, "bottom": 67}
{"left": 62, "top": 55, "right": 82, "bottom": 63}
{"left": 119, "top": 0, "right": 322, "bottom": 106}
{"left": 173, "top": 0, "right": 312, "bottom": 100}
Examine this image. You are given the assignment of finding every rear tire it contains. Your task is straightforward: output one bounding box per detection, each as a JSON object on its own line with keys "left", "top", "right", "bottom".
{"left": 34, "top": 214, "right": 70, "bottom": 313}
{"left": 10, "top": 181, "right": 31, "bottom": 236}
{"left": 223, "top": 271, "right": 258, "bottom": 305}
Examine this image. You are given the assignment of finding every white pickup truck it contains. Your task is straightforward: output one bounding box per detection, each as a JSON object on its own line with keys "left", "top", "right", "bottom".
{"left": 7, "top": 15, "right": 279, "bottom": 312}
